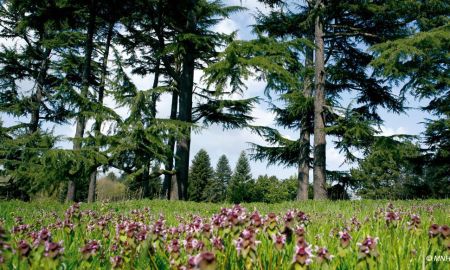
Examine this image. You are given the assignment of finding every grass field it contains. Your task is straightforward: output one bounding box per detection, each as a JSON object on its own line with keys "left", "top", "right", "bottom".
{"left": 0, "top": 199, "right": 449, "bottom": 269}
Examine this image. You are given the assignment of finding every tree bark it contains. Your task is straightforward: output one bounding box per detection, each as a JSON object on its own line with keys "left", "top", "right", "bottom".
{"left": 87, "top": 21, "right": 114, "bottom": 203}
{"left": 29, "top": 49, "right": 51, "bottom": 134}
{"left": 174, "top": 0, "right": 197, "bottom": 200}
{"left": 67, "top": 3, "right": 97, "bottom": 202}
{"left": 142, "top": 59, "right": 161, "bottom": 199}
{"left": 150, "top": 60, "right": 161, "bottom": 118}
{"left": 141, "top": 163, "right": 150, "bottom": 198}
{"left": 166, "top": 90, "right": 178, "bottom": 199}
{"left": 313, "top": 0, "right": 328, "bottom": 200}
{"left": 297, "top": 44, "right": 313, "bottom": 201}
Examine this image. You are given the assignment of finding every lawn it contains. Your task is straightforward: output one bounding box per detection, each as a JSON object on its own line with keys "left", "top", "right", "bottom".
{"left": 0, "top": 199, "right": 449, "bottom": 269}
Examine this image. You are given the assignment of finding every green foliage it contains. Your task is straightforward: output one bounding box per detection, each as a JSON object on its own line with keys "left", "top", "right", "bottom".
{"left": 371, "top": 24, "right": 450, "bottom": 96}
{"left": 203, "top": 154, "right": 231, "bottom": 202}
{"left": 0, "top": 0, "right": 448, "bottom": 202}
{"left": 252, "top": 175, "right": 294, "bottom": 203}
{"left": 0, "top": 199, "right": 449, "bottom": 269}
{"left": 188, "top": 149, "right": 214, "bottom": 202}
{"left": 370, "top": 6, "right": 449, "bottom": 199}
{"left": 203, "top": 36, "right": 304, "bottom": 95}
{"left": 193, "top": 97, "right": 258, "bottom": 129}
{"left": 227, "top": 151, "right": 253, "bottom": 203}
{"left": 250, "top": 126, "right": 304, "bottom": 168}
{"left": 0, "top": 122, "right": 108, "bottom": 200}
{"left": 326, "top": 104, "right": 380, "bottom": 164}
{"left": 351, "top": 137, "right": 426, "bottom": 199}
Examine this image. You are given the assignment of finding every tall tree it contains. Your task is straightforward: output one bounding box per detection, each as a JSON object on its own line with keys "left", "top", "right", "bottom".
{"left": 247, "top": 0, "right": 411, "bottom": 200}
{"left": 85, "top": 0, "right": 134, "bottom": 202}
{"left": 167, "top": 0, "right": 248, "bottom": 200}
{"left": 107, "top": 49, "right": 182, "bottom": 200}
{"left": 204, "top": 154, "right": 231, "bottom": 202}
{"left": 0, "top": 0, "right": 75, "bottom": 135}
{"left": 174, "top": 0, "right": 198, "bottom": 201}
{"left": 119, "top": 0, "right": 250, "bottom": 201}
{"left": 371, "top": 1, "right": 449, "bottom": 198}
{"left": 0, "top": 0, "right": 80, "bottom": 199}
{"left": 312, "top": 0, "right": 327, "bottom": 199}
{"left": 297, "top": 44, "right": 313, "bottom": 200}
{"left": 187, "top": 149, "right": 214, "bottom": 202}
{"left": 227, "top": 151, "right": 253, "bottom": 203}
{"left": 87, "top": 21, "right": 114, "bottom": 203}
{"left": 66, "top": 0, "right": 98, "bottom": 202}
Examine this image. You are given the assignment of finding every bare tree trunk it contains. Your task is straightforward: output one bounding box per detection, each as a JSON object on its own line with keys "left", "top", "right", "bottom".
{"left": 170, "top": 174, "right": 179, "bottom": 200}
{"left": 141, "top": 62, "right": 161, "bottom": 199}
{"left": 165, "top": 90, "right": 178, "bottom": 199}
{"left": 87, "top": 21, "right": 114, "bottom": 203}
{"left": 313, "top": 0, "right": 327, "bottom": 200}
{"left": 150, "top": 60, "right": 161, "bottom": 119}
{"left": 67, "top": 4, "right": 97, "bottom": 202}
{"left": 297, "top": 44, "right": 313, "bottom": 201}
{"left": 174, "top": 0, "right": 197, "bottom": 200}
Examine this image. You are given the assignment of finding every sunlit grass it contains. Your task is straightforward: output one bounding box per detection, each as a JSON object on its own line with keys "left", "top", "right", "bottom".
{"left": 0, "top": 199, "right": 448, "bottom": 269}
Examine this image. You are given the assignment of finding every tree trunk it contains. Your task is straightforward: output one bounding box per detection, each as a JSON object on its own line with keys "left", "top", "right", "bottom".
{"left": 87, "top": 21, "right": 113, "bottom": 203}
{"left": 297, "top": 44, "right": 313, "bottom": 201}
{"left": 67, "top": 4, "right": 97, "bottom": 202}
{"left": 165, "top": 90, "right": 178, "bottom": 199}
{"left": 141, "top": 163, "right": 150, "bottom": 198}
{"left": 29, "top": 49, "right": 51, "bottom": 134}
{"left": 150, "top": 60, "right": 161, "bottom": 118}
{"left": 141, "top": 60, "right": 161, "bottom": 199}
{"left": 313, "top": 0, "right": 328, "bottom": 200}
{"left": 174, "top": 0, "right": 197, "bottom": 200}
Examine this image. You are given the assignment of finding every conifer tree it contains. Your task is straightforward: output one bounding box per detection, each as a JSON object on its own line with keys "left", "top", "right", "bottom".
{"left": 246, "top": 0, "right": 410, "bottom": 199}
{"left": 0, "top": 0, "right": 81, "bottom": 199}
{"left": 171, "top": 0, "right": 249, "bottom": 200}
{"left": 66, "top": 0, "right": 133, "bottom": 201}
{"left": 351, "top": 137, "right": 425, "bottom": 199}
{"left": 0, "top": 0, "right": 76, "bottom": 135}
{"left": 187, "top": 149, "right": 214, "bottom": 202}
{"left": 227, "top": 151, "right": 253, "bottom": 203}
{"left": 371, "top": 1, "right": 449, "bottom": 198}
{"left": 118, "top": 0, "right": 253, "bottom": 201}
{"left": 66, "top": 0, "right": 98, "bottom": 202}
{"left": 204, "top": 154, "right": 231, "bottom": 202}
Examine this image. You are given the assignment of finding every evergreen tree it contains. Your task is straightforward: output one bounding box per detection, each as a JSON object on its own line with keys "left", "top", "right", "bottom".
{"left": 66, "top": 0, "right": 100, "bottom": 202}
{"left": 245, "top": 0, "right": 411, "bottom": 199}
{"left": 351, "top": 137, "right": 426, "bottom": 199}
{"left": 0, "top": 0, "right": 84, "bottom": 199}
{"left": 107, "top": 51, "right": 183, "bottom": 199}
{"left": 187, "top": 149, "right": 214, "bottom": 202}
{"left": 0, "top": 0, "right": 76, "bottom": 134}
{"left": 204, "top": 154, "right": 231, "bottom": 202}
{"left": 119, "top": 0, "right": 253, "bottom": 201}
{"left": 227, "top": 151, "right": 253, "bottom": 203}
{"left": 371, "top": 2, "right": 449, "bottom": 198}
{"left": 312, "top": 0, "right": 327, "bottom": 199}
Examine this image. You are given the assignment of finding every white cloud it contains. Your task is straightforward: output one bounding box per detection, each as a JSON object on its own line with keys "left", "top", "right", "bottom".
{"left": 379, "top": 126, "right": 407, "bottom": 136}
{"left": 213, "top": 18, "right": 239, "bottom": 37}
{"left": 326, "top": 145, "right": 348, "bottom": 170}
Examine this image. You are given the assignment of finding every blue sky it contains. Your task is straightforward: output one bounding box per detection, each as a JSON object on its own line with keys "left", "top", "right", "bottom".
{"left": 1, "top": 0, "right": 429, "bottom": 180}
{"left": 189, "top": 0, "right": 429, "bottom": 178}
{"left": 188, "top": 0, "right": 429, "bottom": 178}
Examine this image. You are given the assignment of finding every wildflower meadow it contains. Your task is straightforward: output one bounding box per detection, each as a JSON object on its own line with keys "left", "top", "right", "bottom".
{"left": 0, "top": 200, "right": 448, "bottom": 269}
